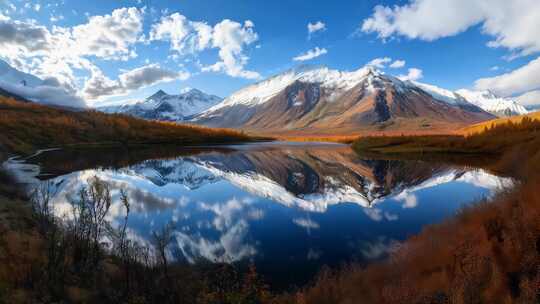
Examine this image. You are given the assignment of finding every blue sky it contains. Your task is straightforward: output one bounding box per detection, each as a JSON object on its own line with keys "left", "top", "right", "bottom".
{"left": 1, "top": 0, "right": 539, "bottom": 107}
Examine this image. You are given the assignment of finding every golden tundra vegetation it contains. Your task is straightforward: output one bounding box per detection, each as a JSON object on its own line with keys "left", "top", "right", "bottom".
{"left": 0, "top": 97, "right": 254, "bottom": 155}
{"left": 285, "top": 115, "right": 540, "bottom": 304}
{"left": 0, "top": 98, "right": 539, "bottom": 303}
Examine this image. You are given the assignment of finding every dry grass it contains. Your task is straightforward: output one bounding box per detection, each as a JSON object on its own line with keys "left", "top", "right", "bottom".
{"left": 462, "top": 111, "right": 540, "bottom": 135}
{"left": 292, "top": 178, "right": 540, "bottom": 304}
{"left": 0, "top": 97, "right": 257, "bottom": 155}
{"left": 288, "top": 115, "right": 540, "bottom": 304}
{"left": 353, "top": 115, "right": 540, "bottom": 158}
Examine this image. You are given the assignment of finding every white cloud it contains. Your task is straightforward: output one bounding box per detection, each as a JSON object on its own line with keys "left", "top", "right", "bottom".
{"left": 0, "top": 58, "right": 85, "bottom": 107}
{"left": 361, "top": 0, "right": 540, "bottom": 57}
{"left": 50, "top": 14, "right": 64, "bottom": 23}
{"left": 293, "top": 218, "right": 320, "bottom": 229}
{"left": 365, "top": 57, "right": 406, "bottom": 69}
{"left": 203, "top": 19, "right": 260, "bottom": 79}
{"left": 0, "top": 80, "right": 86, "bottom": 108}
{"left": 307, "top": 21, "right": 326, "bottom": 39}
{"left": 293, "top": 47, "right": 327, "bottom": 61}
{"left": 395, "top": 191, "right": 418, "bottom": 209}
{"left": 0, "top": 7, "right": 145, "bottom": 104}
{"left": 490, "top": 65, "right": 500, "bottom": 71}
{"left": 0, "top": 18, "right": 52, "bottom": 55}
{"left": 389, "top": 60, "right": 406, "bottom": 68}
{"left": 69, "top": 7, "right": 143, "bottom": 60}
{"left": 474, "top": 56, "right": 540, "bottom": 96}
{"left": 516, "top": 90, "right": 540, "bottom": 107}
{"left": 151, "top": 14, "right": 260, "bottom": 79}
{"left": 366, "top": 57, "right": 391, "bottom": 68}
{"left": 149, "top": 13, "right": 212, "bottom": 54}
{"left": 83, "top": 64, "right": 189, "bottom": 101}
{"left": 398, "top": 68, "right": 423, "bottom": 81}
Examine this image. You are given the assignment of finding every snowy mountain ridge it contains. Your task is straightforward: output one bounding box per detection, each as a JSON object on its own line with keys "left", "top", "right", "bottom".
{"left": 410, "top": 80, "right": 527, "bottom": 117}
{"left": 200, "top": 65, "right": 405, "bottom": 116}
{"left": 456, "top": 89, "right": 528, "bottom": 117}
{"left": 100, "top": 88, "right": 222, "bottom": 122}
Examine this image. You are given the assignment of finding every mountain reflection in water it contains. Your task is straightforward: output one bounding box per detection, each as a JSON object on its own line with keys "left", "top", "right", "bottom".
{"left": 16, "top": 143, "right": 512, "bottom": 288}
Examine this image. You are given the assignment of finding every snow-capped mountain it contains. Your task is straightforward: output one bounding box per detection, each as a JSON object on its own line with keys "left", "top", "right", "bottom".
{"left": 128, "top": 158, "right": 220, "bottom": 190}
{"left": 202, "top": 65, "right": 383, "bottom": 113}
{"left": 195, "top": 65, "right": 494, "bottom": 134}
{"left": 411, "top": 81, "right": 527, "bottom": 117}
{"left": 455, "top": 89, "right": 528, "bottom": 117}
{"left": 100, "top": 88, "right": 222, "bottom": 122}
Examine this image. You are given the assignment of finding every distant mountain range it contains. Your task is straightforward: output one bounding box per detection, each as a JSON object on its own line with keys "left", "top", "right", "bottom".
{"left": 99, "top": 88, "right": 222, "bottom": 122}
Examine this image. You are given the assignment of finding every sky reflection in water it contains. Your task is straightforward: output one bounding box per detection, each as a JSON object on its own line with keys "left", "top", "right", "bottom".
{"left": 31, "top": 143, "right": 511, "bottom": 287}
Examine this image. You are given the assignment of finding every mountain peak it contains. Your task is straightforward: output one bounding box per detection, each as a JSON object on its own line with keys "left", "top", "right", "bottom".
{"left": 147, "top": 89, "right": 168, "bottom": 101}
{"left": 180, "top": 87, "right": 197, "bottom": 94}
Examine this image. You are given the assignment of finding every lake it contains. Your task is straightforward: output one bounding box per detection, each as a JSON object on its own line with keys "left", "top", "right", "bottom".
{"left": 5, "top": 142, "right": 512, "bottom": 289}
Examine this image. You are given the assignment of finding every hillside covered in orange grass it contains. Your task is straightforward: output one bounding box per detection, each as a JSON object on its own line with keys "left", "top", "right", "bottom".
{"left": 282, "top": 114, "right": 540, "bottom": 304}
{"left": 462, "top": 111, "right": 540, "bottom": 135}
{"left": 0, "top": 97, "right": 258, "bottom": 156}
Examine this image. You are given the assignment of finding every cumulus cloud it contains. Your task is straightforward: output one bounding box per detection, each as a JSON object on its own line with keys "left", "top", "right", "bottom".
{"left": 474, "top": 56, "right": 540, "bottom": 96}
{"left": 0, "top": 7, "right": 145, "bottom": 104}
{"left": 389, "top": 60, "right": 406, "bottom": 68}
{"left": 366, "top": 57, "right": 391, "bottom": 68}
{"left": 0, "top": 80, "right": 86, "bottom": 107}
{"left": 293, "top": 47, "right": 327, "bottom": 61}
{"left": 0, "top": 18, "right": 51, "bottom": 54}
{"left": 83, "top": 64, "right": 189, "bottom": 100}
{"left": 68, "top": 7, "right": 143, "bottom": 60}
{"left": 398, "top": 68, "right": 423, "bottom": 81}
{"left": 361, "top": 0, "right": 540, "bottom": 57}
{"left": 203, "top": 19, "right": 260, "bottom": 79}
{"left": 151, "top": 14, "right": 260, "bottom": 79}
{"left": 149, "top": 13, "right": 212, "bottom": 54}
{"left": 516, "top": 90, "right": 540, "bottom": 108}
{"left": 307, "top": 21, "right": 326, "bottom": 39}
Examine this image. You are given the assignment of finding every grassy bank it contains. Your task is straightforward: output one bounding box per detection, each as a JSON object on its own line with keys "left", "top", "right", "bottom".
{"left": 289, "top": 177, "right": 540, "bottom": 304}
{"left": 0, "top": 97, "right": 260, "bottom": 155}
{"left": 286, "top": 116, "right": 540, "bottom": 303}
{"left": 353, "top": 116, "right": 540, "bottom": 177}
{"left": 354, "top": 115, "right": 540, "bottom": 155}
{"left": 0, "top": 172, "right": 275, "bottom": 303}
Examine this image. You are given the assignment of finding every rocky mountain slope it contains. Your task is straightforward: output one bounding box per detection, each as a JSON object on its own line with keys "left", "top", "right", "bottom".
{"left": 194, "top": 66, "right": 495, "bottom": 135}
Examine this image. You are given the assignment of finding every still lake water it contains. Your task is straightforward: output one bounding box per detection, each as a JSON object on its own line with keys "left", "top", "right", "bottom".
{"left": 7, "top": 142, "right": 512, "bottom": 288}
